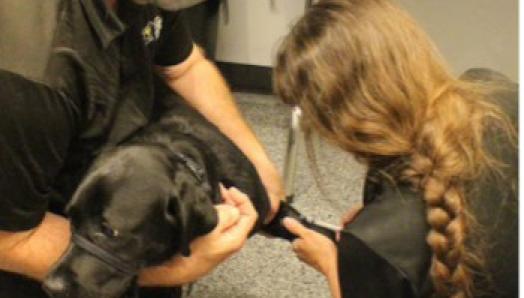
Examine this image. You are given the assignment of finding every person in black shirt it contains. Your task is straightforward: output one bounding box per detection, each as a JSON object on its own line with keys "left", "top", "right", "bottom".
{"left": 274, "top": 0, "right": 517, "bottom": 297}
{"left": 0, "top": 0, "right": 283, "bottom": 296}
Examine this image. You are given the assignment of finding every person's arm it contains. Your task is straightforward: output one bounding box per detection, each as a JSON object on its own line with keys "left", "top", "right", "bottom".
{"left": 283, "top": 188, "right": 428, "bottom": 298}
{"left": 0, "top": 213, "right": 71, "bottom": 281}
{"left": 157, "top": 45, "right": 283, "bottom": 222}
{"left": 0, "top": 70, "right": 75, "bottom": 281}
{"left": 0, "top": 187, "right": 257, "bottom": 287}
{"left": 283, "top": 218, "right": 342, "bottom": 298}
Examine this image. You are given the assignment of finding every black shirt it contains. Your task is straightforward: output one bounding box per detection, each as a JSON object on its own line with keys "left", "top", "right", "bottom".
{"left": 336, "top": 69, "right": 518, "bottom": 298}
{"left": 0, "top": 0, "right": 194, "bottom": 231}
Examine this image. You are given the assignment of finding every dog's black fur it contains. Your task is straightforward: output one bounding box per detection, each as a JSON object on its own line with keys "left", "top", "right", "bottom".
{"left": 43, "top": 88, "right": 271, "bottom": 298}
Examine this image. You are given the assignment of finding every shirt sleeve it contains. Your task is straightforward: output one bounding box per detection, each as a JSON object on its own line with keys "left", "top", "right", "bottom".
{"left": 336, "top": 180, "right": 432, "bottom": 298}
{"left": 337, "top": 232, "right": 415, "bottom": 298}
{"left": 0, "top": 70, "right": 76, "bottom": 231}
{"left": 154, "top": 11, "right": 194, "bottom": 66}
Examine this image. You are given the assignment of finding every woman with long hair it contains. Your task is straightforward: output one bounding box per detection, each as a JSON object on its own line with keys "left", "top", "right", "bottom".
{"left": 275, "top": 0, "right": 518, "bottom": 297}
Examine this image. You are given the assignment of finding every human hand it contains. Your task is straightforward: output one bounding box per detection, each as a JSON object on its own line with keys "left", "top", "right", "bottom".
{"left": 255, "top": 161, "right": 284, "bottom": 223}
{"left": 283, "top": 218, "right": 338, "bottom": 279}
{"left": 180, "top": 187, "right": 258, "bottom": 280}
{"left": 139, "top": 188, "right": 258, "bottom": 286}
{"left": 218, "top": 186, "right": 259, "bottom": 236}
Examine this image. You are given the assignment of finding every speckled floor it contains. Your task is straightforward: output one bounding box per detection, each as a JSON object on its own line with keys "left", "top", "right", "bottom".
{"left": 186, "top": 93, "right": 367, "bottom": 298}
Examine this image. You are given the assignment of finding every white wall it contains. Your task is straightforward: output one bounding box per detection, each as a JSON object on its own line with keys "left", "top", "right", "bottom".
{"left": 398, "top": 0, "right": 518, "bottom": 80}
{"left": 215, "top": 0, "right": 518, "bottom": 81}
{"left": 215, "top": 0, "right": 306, "bottom": 66}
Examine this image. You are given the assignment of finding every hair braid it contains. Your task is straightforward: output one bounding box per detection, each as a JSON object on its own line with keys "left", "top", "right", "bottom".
{"left": 403, "top": 151, "right": 475, "bottom": 298}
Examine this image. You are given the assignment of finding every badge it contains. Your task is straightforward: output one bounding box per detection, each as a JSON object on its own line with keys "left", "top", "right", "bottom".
{"left": 142, "top": 16, "right": 163, "bottom": 45}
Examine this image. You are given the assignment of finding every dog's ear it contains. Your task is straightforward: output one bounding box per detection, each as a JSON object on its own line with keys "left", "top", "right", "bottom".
{"left": 66, "top": 173, "right": 106, "bottom": 217}
{"left": 167, "top": 195, "right": 192, "bottom": 256}
{"left": 167, "top": 188, "right": 218, "bottom": 257}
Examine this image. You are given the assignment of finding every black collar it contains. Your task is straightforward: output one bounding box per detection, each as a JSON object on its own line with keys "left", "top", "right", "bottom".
{"left": 79, "top": 0, "right": 126, "bottom": 48}
{"left": 127, "top": 141, "right": 207, "bottom": 183}
{"left": 170, "top": 151, "right": 206, "bottom": 183}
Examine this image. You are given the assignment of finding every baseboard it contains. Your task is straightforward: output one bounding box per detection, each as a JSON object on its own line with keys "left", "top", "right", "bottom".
{"left": 216, "top": 62, "right": 273, "bottom": 94}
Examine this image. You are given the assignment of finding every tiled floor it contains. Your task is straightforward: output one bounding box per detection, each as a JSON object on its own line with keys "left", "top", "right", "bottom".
{"left": 187, "top": 93, "right": 367, "bottom": 298}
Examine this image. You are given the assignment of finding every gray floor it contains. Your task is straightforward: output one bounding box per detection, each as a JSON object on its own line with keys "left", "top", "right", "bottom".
{"left": 186, "top": 93, "right": 367, "bottom": 298}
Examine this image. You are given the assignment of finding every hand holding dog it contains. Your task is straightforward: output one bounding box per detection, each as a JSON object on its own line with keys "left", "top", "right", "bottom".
{"left": 139, "top": 187, "right": 257, "bottom": 286}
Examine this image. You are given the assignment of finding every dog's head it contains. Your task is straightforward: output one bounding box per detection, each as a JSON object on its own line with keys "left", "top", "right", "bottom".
{"left": 43, "top": 145, "right": 219, "bottom": 298}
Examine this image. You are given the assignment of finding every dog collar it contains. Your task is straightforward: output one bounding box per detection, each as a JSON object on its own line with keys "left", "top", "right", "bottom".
{"left": 72, "top": 233, "right": 142, "bottom": 275}
{"left": 170, "top": 151, "right": 206, "bottom": 183}
{"left": 132, "top": 141, "right": 206, "bottom": 183}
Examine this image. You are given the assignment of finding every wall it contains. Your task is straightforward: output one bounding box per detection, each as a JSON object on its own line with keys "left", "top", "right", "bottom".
{"left": 397, "top": 0, "right": 518, "bottom": 80}
{"left": 215, "top": 0, "right": 306, "bottom": 66}
{"left": 215, "top": 0, "right": 518, "bottom": 81}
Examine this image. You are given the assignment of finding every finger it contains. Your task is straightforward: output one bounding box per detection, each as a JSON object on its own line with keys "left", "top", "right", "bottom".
{"left": 222, "top": 203, "right": 259, "bottom": 244}
{"left": 225, "top": 203, "right": 258, "bottom": 236}
{"left": 291, "top": 239, "right": 303, "bottom": 252}
{"left": 215, "top": 204, "right": 240, "bottom": 231}
{"left": 291, "top": 240, "right": 308, "bottom": 263}
{"left": 226, "top": 187, "right": 249, "bottom": 205}
{"left": 218, "top": 216, "right": 254, "bottom": 253}
{"left": 340, "top": 203, "right": 363, "bottom": 227}
{"left": 227, "top": 187, "right": 257, "bottom": 217}
{"left": 224, "top": 216, "right": 252, "bottom": 238}
{"left": 282, "top": 217, "right": 309, "bottom": 237}
{"left": 219, "top": 184, "right": 235, "bottom": 206}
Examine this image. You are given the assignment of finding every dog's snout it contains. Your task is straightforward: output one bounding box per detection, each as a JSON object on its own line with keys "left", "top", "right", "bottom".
{"left": 43, "top": 275, "right": 69, "bottom": 297}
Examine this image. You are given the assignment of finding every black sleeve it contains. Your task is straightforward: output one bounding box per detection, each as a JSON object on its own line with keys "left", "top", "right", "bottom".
{"left": 154, "top": 12, "right": 194, "bottom": 66}
{"left": 0, "top": 70, "right": 76, "bottom": 231}
{"left": 337, "top": 232, "right": 415, "bottom": 298}
{"left": 336, "top": 181, "right": 432, "bottom": 298}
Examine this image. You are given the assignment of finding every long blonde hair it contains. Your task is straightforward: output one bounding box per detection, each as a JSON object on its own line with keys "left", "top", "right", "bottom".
{"left": 274, "top": 0, "right": 515, "bottom": 297}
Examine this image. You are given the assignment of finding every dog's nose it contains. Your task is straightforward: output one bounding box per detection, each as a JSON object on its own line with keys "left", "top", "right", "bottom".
{"left": 42, "top": 276, "right": 68, "bottom": 297}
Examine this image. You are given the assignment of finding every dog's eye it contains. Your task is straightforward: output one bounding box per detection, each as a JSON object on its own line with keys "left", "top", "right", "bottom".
{"left": 101, "top": 221, "right": 120, "bottom": 238}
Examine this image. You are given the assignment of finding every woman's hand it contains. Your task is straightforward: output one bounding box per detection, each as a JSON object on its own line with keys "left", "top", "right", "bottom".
{"left": 284, "top": 218, "right": 341, "bottom": 298}
{"left": 139, "top": 187, "right": 258, "bottom": 286}
{"left": 283, "top": 218, "right": 338, "bottom": 277}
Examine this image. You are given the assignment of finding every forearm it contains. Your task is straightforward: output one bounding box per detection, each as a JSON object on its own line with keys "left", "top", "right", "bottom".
{"left": 138, "top": 255, "right": 207, "bottom": 287}
{"left": 159, "top": 47, "right": 283, "bottom": 221}
{"left": 0, "top": 212, "right": 70, "bottom": 281}
{"left": 161, "top": 54, "right": 274, "bottom": 172}
{"left": 0, "top": 215, "right": 212, "bottom": 288}
{"left": 138, "top": 258, "right": 186, "bottom": 287}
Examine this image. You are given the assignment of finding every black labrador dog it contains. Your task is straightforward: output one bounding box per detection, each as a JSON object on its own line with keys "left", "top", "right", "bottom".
{"left": 42, "top": 85, "right": 335, "bottom": 298}
{"left": 42, "top": 90, "right": 273, "bottom": 298}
